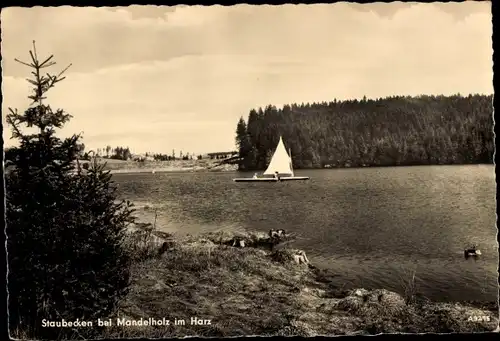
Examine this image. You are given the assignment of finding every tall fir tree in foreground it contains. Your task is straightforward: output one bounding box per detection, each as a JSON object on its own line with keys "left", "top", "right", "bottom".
{"left": 5, "top": 42, "right": 135, "bottom": 339}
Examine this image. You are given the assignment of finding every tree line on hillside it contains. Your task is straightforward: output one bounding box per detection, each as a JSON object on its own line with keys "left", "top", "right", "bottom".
{"left": 86, "top": 146, "right": 132, "bottom": 160}
{"left": 75, "top": 146, "right": 204, "bottom": 162}
{"left": 151, "top": 150, "right": 201, "bottom": 161}
{"left": 86, "top": 147, "right": 203, "bottom": 161}
{"left": 235, "top": 94, "right": 494, "bottom": 170}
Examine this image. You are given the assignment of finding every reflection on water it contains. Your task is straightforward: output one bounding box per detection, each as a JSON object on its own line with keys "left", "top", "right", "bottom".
{"left": 114, "top": 165, "right": 497, "bottom": 302}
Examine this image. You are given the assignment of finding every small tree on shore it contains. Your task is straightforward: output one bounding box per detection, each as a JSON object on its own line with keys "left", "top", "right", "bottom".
{"left": 5, "top": 42, "right": 135, "bottom": 339}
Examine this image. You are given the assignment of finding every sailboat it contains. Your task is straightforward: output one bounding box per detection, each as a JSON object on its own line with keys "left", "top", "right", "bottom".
{"left": 233, "top": 136, "right": 310, "bottom": 182}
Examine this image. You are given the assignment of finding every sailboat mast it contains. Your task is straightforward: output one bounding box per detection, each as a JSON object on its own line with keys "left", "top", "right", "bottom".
{"left": 289, "top": 148, "right": 294, "bottom": 177}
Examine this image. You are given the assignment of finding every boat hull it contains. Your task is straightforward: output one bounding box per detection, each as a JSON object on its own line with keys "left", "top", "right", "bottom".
{"left": 233, "top": 176, "right": 310, "bottom": 182}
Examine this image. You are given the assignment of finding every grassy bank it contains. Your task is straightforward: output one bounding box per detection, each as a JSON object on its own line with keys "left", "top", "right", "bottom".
{"left": 102, "top": 228, "right": 499, "bottom": 337}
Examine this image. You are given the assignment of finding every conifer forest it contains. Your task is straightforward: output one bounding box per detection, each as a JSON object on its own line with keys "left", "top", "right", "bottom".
{"left": 235, "top": 95, "right": 493, "bottom": 170}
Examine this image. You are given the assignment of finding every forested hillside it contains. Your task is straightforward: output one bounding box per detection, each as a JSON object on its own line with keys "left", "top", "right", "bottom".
{"left": 235, "top": 95, "right": 494, "bottom": 170}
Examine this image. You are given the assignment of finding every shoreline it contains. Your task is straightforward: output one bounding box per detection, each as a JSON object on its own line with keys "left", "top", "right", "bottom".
{"left": 108, "top": 166, "right": 237, "bottom": 174}
{"left": 106, "top": 228, "right": 499, "bottom": 337}
{"left": 80, "top": 158, "right": 239, "bottom": 174}
{"left": 239, "top": 162, "right": 494, "bottom": 172}
{"left": 33, "top": 157, "right": 492, "bottom": 176}
{"left": 105, "top": 162, "right": 493, "bottom": 175}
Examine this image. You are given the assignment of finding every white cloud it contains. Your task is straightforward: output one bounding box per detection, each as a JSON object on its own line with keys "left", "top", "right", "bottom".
{"left": 1, "top": 3, "right": 493, "bottom": 154}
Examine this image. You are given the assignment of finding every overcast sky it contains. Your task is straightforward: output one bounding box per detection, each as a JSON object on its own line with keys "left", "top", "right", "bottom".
{"left": 1, "top": 3, "right": 493, "bottom": 155}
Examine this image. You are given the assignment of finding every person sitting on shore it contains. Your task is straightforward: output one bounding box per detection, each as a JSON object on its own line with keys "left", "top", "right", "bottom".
{"left": 269, "top": 229, "right": 286, "bottom": 240}
{"left": 277, "top": 229, "right": 286, "bottom": 238}
{"left": 253, "top": 173, "right": 258, "bottom": 179}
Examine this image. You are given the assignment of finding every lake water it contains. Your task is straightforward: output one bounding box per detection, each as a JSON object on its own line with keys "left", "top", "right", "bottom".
{"left": 113, "top": 165, "right": 498, "bottom": 303}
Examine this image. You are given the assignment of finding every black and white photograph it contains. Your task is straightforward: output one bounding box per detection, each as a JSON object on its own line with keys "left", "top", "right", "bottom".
{"left": 2, "top": 2, "right": 498, "bottom": 339}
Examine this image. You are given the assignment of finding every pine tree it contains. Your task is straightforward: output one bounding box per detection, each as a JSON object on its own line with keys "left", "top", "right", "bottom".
{"left": 5, "top": 42, "right": 135, "bottom": 339}
{"left": 235, "top": 116, "right": 252, "bottom": 169}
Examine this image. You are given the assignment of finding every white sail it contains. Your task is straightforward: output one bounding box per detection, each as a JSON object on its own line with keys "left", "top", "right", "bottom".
{"left": 263, "top": 136, "right": 294, "bottom": 176}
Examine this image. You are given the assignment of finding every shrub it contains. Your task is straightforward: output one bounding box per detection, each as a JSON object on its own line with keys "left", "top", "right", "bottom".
{"left": 5, "top": 42, "right": 135, "bottom": 339}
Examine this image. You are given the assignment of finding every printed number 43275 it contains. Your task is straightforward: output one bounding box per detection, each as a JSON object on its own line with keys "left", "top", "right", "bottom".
{"left": 467, "top": 316, "right": 491, "bottom": 322}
